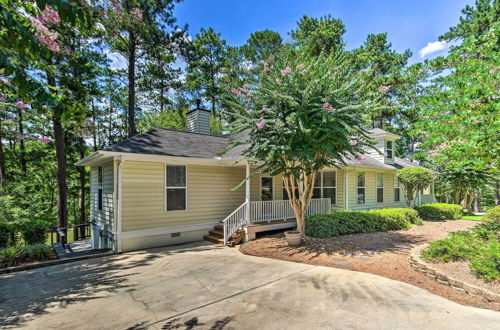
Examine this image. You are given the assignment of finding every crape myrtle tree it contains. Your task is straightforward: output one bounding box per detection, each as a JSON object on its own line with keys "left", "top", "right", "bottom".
{"left": 224, "top": 49, "right": 382, "bottom": 233}
{"left": 396, "top": 167, "right": 433, "bottom": 208}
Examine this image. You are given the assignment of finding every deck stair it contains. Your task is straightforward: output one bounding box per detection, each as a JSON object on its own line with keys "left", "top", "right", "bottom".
{"left": 204, "top": 224, "right": 244, "bottom": 245}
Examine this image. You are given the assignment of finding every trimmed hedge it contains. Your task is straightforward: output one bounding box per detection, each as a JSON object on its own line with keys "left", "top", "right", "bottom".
{"left": 305, "top": 208, "right": 420, "bottom": 238}
{"left": 0, "top": 244, "right": 53, "bottom": 268}
{"left": 414, "top": 203, "right": 463, "bottom": 221}
{"left": 483, "top": 205, "right": 500, "bottom": 225}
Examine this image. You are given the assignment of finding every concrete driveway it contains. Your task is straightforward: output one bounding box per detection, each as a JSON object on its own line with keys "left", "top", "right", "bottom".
{"left": 1, "top": 241, "right": 499, "bottom": 330}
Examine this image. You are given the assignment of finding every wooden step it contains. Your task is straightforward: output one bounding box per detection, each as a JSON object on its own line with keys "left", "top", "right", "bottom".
{"left": 209, "top": 230, "right": 223, "bottom": 238}
{"left": 204, "top": 235, "right": 224, "bottom": 244}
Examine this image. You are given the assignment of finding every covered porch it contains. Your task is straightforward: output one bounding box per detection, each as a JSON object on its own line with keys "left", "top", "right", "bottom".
{"left": 220, "top": 162, "right": 331, "bottom": 245}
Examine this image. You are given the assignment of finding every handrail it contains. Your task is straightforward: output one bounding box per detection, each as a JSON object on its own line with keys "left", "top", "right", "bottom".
{"left": 251, "top": 198, "right": 330, "bottom": 223}
{"left": 222, "top": 202, "right": 248, "bottom": 245}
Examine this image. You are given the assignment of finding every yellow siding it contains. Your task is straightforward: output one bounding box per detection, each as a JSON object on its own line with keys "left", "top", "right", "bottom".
{"left": 121, "top": 162, "right": 246, "bottom": 231}
{"left": 345, "top": 169, "right": 406, "bottom": 210}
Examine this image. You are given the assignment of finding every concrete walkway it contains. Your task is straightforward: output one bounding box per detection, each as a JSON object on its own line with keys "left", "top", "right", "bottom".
{"left": 0, "top": 241, "right": 498, "bottom": 330}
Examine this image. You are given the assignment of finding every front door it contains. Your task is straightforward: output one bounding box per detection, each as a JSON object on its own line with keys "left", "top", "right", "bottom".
{"left": 261, "top": 176, "right": 274, "bottom": 201}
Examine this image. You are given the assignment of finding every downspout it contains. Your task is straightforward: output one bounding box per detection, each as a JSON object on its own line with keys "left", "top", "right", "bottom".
{"left": 116, "top": 155, "right": 123, "bottom": 253}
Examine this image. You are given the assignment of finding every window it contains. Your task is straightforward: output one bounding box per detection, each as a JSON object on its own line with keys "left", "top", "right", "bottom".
{"left": 166, "top": 165, "right": 187, "bottom": 211}
{"left": 394, "top": 175, "right": 400, "bottom": 202}
{"left": 261, "top": 177, "right": 274, "bottom": 201}
{"left": 97, "top": 166, "right": 103, "bottom": 211}
{"left": 386, "top": 140, "right": 393, "bottom": 159}
{"left": 357, "top": 172, "right": 365, "bottom": 204}
{"left": 377, "top": 173, "right": 384, "bottom": 203}
{"left": 283, "top": 171, "right": 336, "bottom": 205}
{"left": 322, "top": 171, "right": 336, "bottom": 205}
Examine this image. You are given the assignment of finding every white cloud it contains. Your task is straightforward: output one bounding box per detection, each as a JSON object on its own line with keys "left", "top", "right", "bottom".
{"left": 418, "top": 40, "right": 448, "bottom": 58}
{"left": 104, "top": 50, "right": 127, "bottom": 70}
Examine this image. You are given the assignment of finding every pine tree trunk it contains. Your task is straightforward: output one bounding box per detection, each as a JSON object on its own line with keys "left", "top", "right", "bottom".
{"left": 474, "top": 190, "right": 480, "bottom": 213}
{"left": 17, "top": 109, "right": 27, "bottom": 174}
{"left": 495, "top": 181, "right": 500, "bottom": 206}
{"left": 48, "top": 72, "right": 68, "bottom": 244}
{"left": 78, "top": 144, "right": 86, "bottom": 239}
{"left": 127, "top": 30, "right": 137, "bottom": 137}
{"left": 91, "top": 99, "right": 97, "bottom": 151}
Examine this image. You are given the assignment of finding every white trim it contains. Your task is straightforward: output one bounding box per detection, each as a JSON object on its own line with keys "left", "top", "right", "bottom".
{"left": 121, "top": 222, "right": 220, "bottom": 239}
{"left": 385, "top": 140, "right": 394, "bottom": 160}
{"left": 357, "top": 171, "right": 366, "bottom": 204}
{"left": 116, "top": 156, "right": 123, "bottom": 253}
{"left": 376, "top": 172, "right": 384, "bottom": 203}
{"left": 165, "top": 164, "right": 188, "bottom": 212}
{"left": 245, "top": 161, "right": 251, "bottom": 223}
{"left": 259, "top": 175, "right": 274, "bottom": 201}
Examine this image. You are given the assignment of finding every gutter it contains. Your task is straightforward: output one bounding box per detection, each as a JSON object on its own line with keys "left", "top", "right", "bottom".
{"left": 116, "top": 155, "right": 123, "bottom": 253}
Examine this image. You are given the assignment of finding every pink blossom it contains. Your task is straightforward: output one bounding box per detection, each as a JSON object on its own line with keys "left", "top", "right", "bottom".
{"left": 132, "top": 8, "right": 143, "bottom": 22}
{"left": 30, "top": 16, "right": 60, "bottom": 52}
{"left": 322, "top": 102, "right": 331, "bottom": 110}
{"left": 275, "top": 78, "right": 281, "bottom": 85}
{"left": 0, "top": 96, "right": 5, "bottom": 101}
{"left": 296, "top": 63, "right": 305, "bottom": 70}
{"left": 350, "top": 140, "right": 358, "bottom": 146}
{"left": 379, "top": 85, "right": 390, "bottom": 94}
{"left": 281, "top": 66, "right": 292, "bottom": 76}
{"left": 38, "top": 6, "right": 60, "bottom": 24}
{"left": 16, "top": 101, "right": 28, "bottom": 109}
{"left": 231, "top": 87, "right": 242, "bottom": 97}
{"left": 246, "top": 92, "right": 253, "bottom": 98}
{"left": 256, "top": 119, "right": 265, "bottom": 129}
{"left": 41, "top": 136, "right": 52, "bottom": 144}
{"left": 357, "top": 155, "right": 366, "bottom": 161}
{"left": 246, "top": 110, "right": 253, "bottom": 115}
{"left": 242, "top": 83, "right": 249, "bottom": 89}
{"left": 0, "top": 77, "right": 11, "bottom": 86}
{"left": 113, "top": 1, "right": 123, "bottom": 11}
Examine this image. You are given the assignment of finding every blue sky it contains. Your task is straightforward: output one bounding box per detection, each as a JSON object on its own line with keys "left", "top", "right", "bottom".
{"left": 174, "top": 0, "right": 473, "bottom": 63}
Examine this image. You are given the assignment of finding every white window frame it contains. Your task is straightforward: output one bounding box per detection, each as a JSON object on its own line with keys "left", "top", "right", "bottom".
{"left": 394, "top": 174, "right": 400, "bottom": 202}
{"left": 377, "top": 173, "right": 384, "bottom": 203}
{"left": 260, "top": 176, "right": 274, "bottom": 201}
{"left": 281, "top": 171, "right": 337, "bottom": 205}
{"left": 357, "top": 171, "right": 365, "bottom": 204}
{"left": 386, "top": 140, "right": 394, "bottom": 159}
{"left": 165, "top": 164, "right": 188, "bottom": 212}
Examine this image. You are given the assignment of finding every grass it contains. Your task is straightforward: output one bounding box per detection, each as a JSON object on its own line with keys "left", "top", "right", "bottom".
{"left": 45, "top": 228, "right": 76, "bottom": 245}
{"left": 462, "top": 215, "right": 483, "bottom": 221}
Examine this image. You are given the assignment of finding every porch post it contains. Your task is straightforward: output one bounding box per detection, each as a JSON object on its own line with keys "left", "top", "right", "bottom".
{"left": 245, "top": 160, "right": 251, "bottom": 224}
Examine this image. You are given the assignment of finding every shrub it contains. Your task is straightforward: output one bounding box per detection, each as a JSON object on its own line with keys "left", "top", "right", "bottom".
{"left": 305, "top": 208, "right": 418, "bottom": 238}
{"left": 483, "top": 205, "right": 500, "bottom": 226}
{"left": 0, "top": 222, "right": 11, "bottom": 249}
{"left": 469, "top": 240, "right": 500, "bottom": 282}
{"left": 397, "top": 168, "right": 433, "bottom": 207}
{"left": 415, "top": 203, "right": 463, "bottom": 221}
{"left": 421, "top": 231, "right": 481, "bottom": 262}
{"left": 21, "top": 220, "right": 51, "bottom": 245}
{"left": 0, "top": 244, "right": 52, "bottom": 267}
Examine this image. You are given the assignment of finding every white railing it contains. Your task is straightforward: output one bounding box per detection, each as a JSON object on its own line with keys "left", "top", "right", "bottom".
{"left": 222, "top": 202, "right": 248, "bottom": 245}
{"left": 251, "top": 198, "right": 331, "bottom": 223}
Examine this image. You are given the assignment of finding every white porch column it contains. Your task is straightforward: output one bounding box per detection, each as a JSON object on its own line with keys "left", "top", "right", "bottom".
{"left": 245, "top": 161, "right": 251, "bottom": 224}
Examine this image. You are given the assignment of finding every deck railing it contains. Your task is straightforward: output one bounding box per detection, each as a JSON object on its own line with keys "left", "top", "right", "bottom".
{"left": 222, "top": 202, "right": 249, "bottom": 245}
{"left": 251, "top": 198, "right": 331, "bottom": 223}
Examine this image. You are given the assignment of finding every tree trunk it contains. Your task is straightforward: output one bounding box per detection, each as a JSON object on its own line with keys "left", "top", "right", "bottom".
{"left": 78, "top": 144, "right": 86, "bottom": 239}
{"left": 474, "top": 190, "right": 480, "bottom": 213}
{"left": 127, "top": 30, "right": 137, "bottom": 137}
{"left": 17, "top": 109, "right": 27, "bottom": 174}
{"left": 91, "top": 99, "right": 98, "bottom": 151}
{"left": 495, "top": 181, "right": 500, "bottom": 206}
{"left": 48, "top": 72, "right": 68, "bottom": 244}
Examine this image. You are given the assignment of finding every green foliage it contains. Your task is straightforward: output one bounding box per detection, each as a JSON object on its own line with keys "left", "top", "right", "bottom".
{"left": 290, "top": 15, "right": 346, "bottom": 56}
{"left": 0, "top": 244, "right": 52, "bottom": 267}
{"left": 469, "top": 240, "right": 500, "bottom": 282}
{"left": 396, "top": 167, "right": 433, "bottom": 207}
{"left": 414, "top": 203, "right": 463, "bottom": 221}
{"left": 305, "top": 208, "right": 419, "bottom": 238}
{"left": 483, "top": 205, "right": 500, "bottom": 225}
{"left": 422, "top": 221, "right": 500, "bottom": 282}
{"left": 21, "top": 220, "right": 51, "bottom": 245}
{"left": 0, "top": 222, "right": 11, "bottom": 249}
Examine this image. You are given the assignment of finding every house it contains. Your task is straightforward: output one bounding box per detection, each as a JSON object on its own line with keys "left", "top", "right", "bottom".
{"left": 76, "top": 104, "right": 436, "bottom": 253}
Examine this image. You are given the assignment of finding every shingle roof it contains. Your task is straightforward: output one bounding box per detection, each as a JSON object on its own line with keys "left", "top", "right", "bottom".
{"left": 102, "top": 128, "right": 427, "bottom": 170}
{"left": 367, "top": 128, "right": 401, "bottom": 138}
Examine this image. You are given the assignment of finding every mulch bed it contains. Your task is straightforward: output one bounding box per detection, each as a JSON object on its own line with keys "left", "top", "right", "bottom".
{"left": 240, "top": 220, "right": 500, "bottom": 311}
